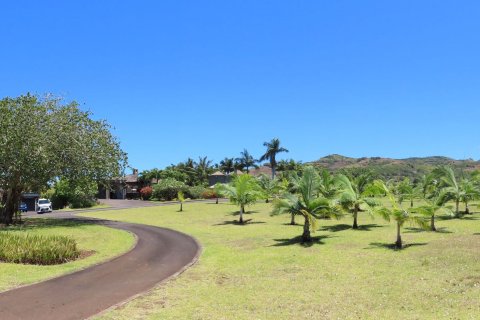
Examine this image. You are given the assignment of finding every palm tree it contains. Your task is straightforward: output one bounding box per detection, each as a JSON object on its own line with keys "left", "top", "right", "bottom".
{"left": 195, "top": 156, "right": 213, "bottom": 185}
{"left": 216, "top": 174, "right": 261, "bottom": 224}
{"left": 236, "top": 149, "right": 258, "bottom": 173}
{"left": 257, "top": 174, "right": 280, "bottom": 203}
{"left": 459, "top": 178, "right": 479, "bottom": 214}
{"left": 335, "top": 173, "right": 379, "bottom": 229}
{"left": 415, "top": 189, "right": 452, "bottom": 231}
{"left": 272, "top": 167, "right": 341, "bottom": 242}
{"left": 178, "top": 191, "right": 185, "bottom": 212}
{"left": 397, "top": 178, "right": 421, "bottom": 208}
{"left": 318, "top": 169, "right": 338, "bottom": 199}
{"left": 219, "top": 158, "right": 235, "bottom": 175}
{"left": 434, "top": 166, "right": 471, "bottom": 217}
{"left": 375, "top": 181, "right": 428, "bottom": 248}
{"left": 259, "top": 138, "right": 289, "bottom": 179}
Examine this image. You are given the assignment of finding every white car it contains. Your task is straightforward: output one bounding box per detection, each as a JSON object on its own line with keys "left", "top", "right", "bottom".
{"left": 36, "top": 199, "right": 53, "bottom": 214}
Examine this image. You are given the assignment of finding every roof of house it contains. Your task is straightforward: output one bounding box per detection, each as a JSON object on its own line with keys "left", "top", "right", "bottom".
{"left": 247, "top": 166, "right": 273, "bottom": 177}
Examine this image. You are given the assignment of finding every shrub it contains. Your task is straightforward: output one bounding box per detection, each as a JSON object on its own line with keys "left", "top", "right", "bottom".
{"left": 152, "top": 178, "right": 187, "bottom": 201}
{"left": 0, "top": 233, "right": 80, "bottom": 265}
{"left": 187, "top": 185, "right": 207, "bottom": 199}
{"left": 201, "top": 189, "right": 218, "bottom": 199}
{"left": 140, "top": 186, "right": 153, "bottom": 200}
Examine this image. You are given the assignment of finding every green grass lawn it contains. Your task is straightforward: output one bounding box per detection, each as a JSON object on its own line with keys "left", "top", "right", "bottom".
{"left": 0, "top": 219, "right": 135, "bottom": 292}
{"left": 79, "top": 201, "right": 480, "bottom": 320}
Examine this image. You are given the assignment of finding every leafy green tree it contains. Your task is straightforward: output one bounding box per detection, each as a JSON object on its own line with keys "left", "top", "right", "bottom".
{"left": 459, "top": 178, "right": 479, "bottom": 214}
{"left": 259, "top": 138, "right": 289, "bottom": 179}
{"left": 216, "top": 174, "right": 261, "bottom": 224}
{"left": 195, "top": 156, "right": 213, "bottom": 185}
{"left": 272, "top": 167, "right": 341, "bottom": 242}
{"left": 0, "top": 94, "right": 127, "bottom": 224}
{"left": 335, "top": 173, "right": 379, "bottom": 229}
{"left": 53, "top": 177, "right": 98, "bottom": 209}
{"left": 235, "top": 149, "right": 258, "bottom": 173}
{"left": 375, "top": 181, "right": 428, "bottom": 248}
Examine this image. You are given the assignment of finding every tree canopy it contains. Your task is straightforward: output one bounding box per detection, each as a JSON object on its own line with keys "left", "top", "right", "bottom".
{"left": 0, "top": 94, "right": 127, "bottom": 224}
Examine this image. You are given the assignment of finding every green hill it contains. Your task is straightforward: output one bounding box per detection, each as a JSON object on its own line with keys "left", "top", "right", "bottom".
{"left": 309, "top": 154, "right": 480, "bottom": 180}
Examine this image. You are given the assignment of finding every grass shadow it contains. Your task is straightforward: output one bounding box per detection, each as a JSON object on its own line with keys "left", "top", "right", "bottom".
{"left": 271, "top": 235, "right": 330, "bottom": 248}
{"left": 320, "top": 223, "right": 383, "bottom": 232}
{"left": 213, "top": 219, "right": 266, "bottom": 226}
{"left": 367, "top": 242, "right": 428, "bottom": 251}
{"left": 404, "top": 227, "right": 452, "bottom": 234}
{"left": 0, "top": 218, "right": 100, "bottom": 232}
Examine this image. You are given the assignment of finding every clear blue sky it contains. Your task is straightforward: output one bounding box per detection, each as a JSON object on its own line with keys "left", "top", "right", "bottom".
{"left": 1, "top": 1, "right": 479, "bottom": 170}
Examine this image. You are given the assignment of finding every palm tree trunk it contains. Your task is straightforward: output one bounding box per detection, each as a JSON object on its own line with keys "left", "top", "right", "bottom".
{"left": 431, "top": 214, "right": 436, "bottom": 231}
{"left": 410, "top": 199, "right": 413, "bottom": 208}
{"left": 180, "top": 202, "right": 183, "bottom": 212}
{"left": 265, "top": 198, "right": 269, "bottom": 203}
{"left": 271, "top": 164, "right": 276, "bottom": 180}
{"left": 352, "top": 206, "right": 359, "bottom": 229}
{"left": 455, "top": 199, "right": 460, "bottom": 217}
{"left": 290, "top": 213, "right": 296, "bottom": 225}
{"left": 465, "top": 201, "right": 470, "bottom": 214}
{"left": 239, "top": 205, "right": 244, "bottom": 223}
{"left": 302, "top": 216, "right": 311, "bottom": 242}
{"left": 395, "top": 222, "right": 402, "bottom": 248}
{"left": 215, "top": 197, "right": 218, "bottom": 204}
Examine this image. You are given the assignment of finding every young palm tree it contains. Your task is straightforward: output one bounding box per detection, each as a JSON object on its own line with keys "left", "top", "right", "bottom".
{"left": 235, "top": 149, "right": 258, "bottom": 173}
{"left": 177, "top": 191, "right": 185, "bottom": 212}
{"left": 434, "top": 166, "right": 475, "bottom": 217}
{"left": 415, "top": 189, "right": 452, "bottom": 231}
{"left": 259, "top": 138, "right": 289, "bottom": 179}
{"left": 257, "top": 174, "right": 280, "bottom": 203}
{"left": 272, "top": 167, "right": 341, "bottom": 242}
{"left": 335, "top": 173, "right": 379, "bottom": 229}
{"left": 397, "top": 178, "right": 421, "bottom": 208}
{"left": 375, "top": 181, "right": 428, "bottom": 248}
{"left": 216, "top": 174, "right": 261, "bottom": 224}
{"left": 459, "top": 178, "right": 479, "bottom": 214}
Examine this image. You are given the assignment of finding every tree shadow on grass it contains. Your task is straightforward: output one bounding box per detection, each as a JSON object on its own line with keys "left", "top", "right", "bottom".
{"left": 271, "top": 235, "right": 330, "bottom": 248}
{"left": 366, "top": 242, "right": 428, "bottom": 251}
{"left": 213, "top": 219, "right": 266, "bottom": 226}
{"left": 320, "top": 223, "right": 383, "bottom": 232}
{"left": 404, "top": 226, "right": 452, "bottom": 234}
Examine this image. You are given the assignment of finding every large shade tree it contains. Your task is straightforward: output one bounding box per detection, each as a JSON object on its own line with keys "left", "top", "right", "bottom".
{"left": 272, "top": 166, "right": 341, "bottom": 242}
{"left": 0, "top": 94, "right": 127, "bottom": 224}
{"left": 259, "top": 138, "right": 289, "bottom": 179}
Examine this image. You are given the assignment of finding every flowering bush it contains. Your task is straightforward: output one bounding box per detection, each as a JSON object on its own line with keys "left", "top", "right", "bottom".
{"left": 140, "top": 186, "right": 153, "bottom": 200}
{"left": 201, "top": 189, "right": 218, "bottom": 199}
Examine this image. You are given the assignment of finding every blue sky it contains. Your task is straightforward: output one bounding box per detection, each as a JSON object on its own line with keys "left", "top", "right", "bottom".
{"left": 1, "top": 1, "right": 479, "bottom": 170}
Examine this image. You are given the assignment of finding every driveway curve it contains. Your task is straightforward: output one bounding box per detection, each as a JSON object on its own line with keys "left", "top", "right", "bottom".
{"left": 0, "top": 217, "right": 201, "bottom": 320}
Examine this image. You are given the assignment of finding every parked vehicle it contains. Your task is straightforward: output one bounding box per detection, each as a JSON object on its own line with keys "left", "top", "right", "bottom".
{"left": 36, "top": 199, "right": 53, "bottom": 214}
{"left": 19, "top": 202, "right": 28, "bottom": 212}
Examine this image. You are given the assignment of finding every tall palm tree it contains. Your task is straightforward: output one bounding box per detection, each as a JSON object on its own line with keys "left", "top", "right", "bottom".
{"left": 195, "top": 156, "right": 213, "bottom": 185}
{"left": 335, "top": 173, "right": 379, "bottom": 229}
{"left": 215, "top": 174, "right": 261, "bottom": 224}
{"left": 235, "top": 149, "right": 258, "bottom": 173}
{"left": 259, "top": 138, "right": 289, "bottom": 179}
{"left": 459, "top": 178, "right": 479, "bottom": 214}
{"left": 375, "top": 180, "right": 428, "bottom": 248}
{"left": 272, "top": 166, "right": 341, "bottom": 242}
{"left": 219, "top": 158, "right": 235, "bottom": 175}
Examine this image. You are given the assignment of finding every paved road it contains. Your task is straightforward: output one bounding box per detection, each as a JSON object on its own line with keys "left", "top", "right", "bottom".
{"left": 0, "top": 202, "right": 202, "bottom": 320}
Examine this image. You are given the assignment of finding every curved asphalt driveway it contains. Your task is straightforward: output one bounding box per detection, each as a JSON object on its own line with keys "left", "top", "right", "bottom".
{"left": 0, "top": 206, "right": 201, "bottom": 320}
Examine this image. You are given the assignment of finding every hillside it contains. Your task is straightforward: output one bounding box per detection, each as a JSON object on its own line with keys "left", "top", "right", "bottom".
{"left": 309, "top": 154, "right": 480, "bottom": 179}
